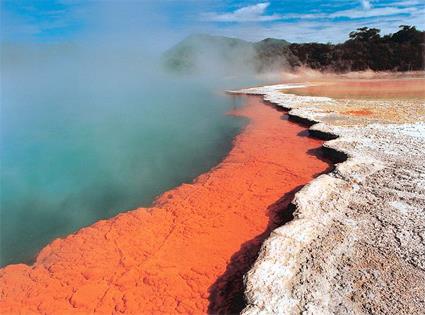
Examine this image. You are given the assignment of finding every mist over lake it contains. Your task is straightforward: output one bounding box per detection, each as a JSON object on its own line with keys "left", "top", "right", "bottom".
{"left": 0, "top": 43, "right": 260, "bottom": 266}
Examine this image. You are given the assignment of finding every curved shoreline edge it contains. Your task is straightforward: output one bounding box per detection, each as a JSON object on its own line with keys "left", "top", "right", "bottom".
{"left": 0, "top": 96, "right": 330, "bottom": 314}
{"left": 229, "top": 84, "right": 425, "bottom": 314}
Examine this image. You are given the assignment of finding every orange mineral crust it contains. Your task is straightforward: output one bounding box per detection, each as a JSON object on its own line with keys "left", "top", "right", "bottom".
{"left": 0, "top": 97, "right": 329, "bottom": 314}
{"left": 344, "top": 109, "right": 373, "bottom": 116}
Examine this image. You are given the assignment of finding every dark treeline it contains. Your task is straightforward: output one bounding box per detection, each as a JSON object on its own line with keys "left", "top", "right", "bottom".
{"left": 164, "top": 25, "right": 425, "bottom": 74}
{"left": 288, "top": 25, "right": 425, "bottom": 72}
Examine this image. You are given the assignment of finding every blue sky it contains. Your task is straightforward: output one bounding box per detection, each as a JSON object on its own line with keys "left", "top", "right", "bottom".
{"left": 1, "top": 0, "right": 424, "bottom": 46}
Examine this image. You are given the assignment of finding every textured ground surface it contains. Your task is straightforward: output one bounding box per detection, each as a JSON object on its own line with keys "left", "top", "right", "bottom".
{"left": 233, "top": 80, "right": 425, "bottom": 315}
{"left": 0, "top": 97, "right": 329, "bottom": 314}
{"left": 281, "top": 78, "right": 425, "bottom": 100}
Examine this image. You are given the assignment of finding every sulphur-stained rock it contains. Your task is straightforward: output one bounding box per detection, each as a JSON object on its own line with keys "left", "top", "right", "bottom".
{"left": 231, "top": 83, "right": 425, "bottom": 315}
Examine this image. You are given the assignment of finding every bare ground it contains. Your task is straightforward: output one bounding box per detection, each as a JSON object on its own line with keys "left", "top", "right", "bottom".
{"left": 232, "top": 78, "right": 425, "bottom": 315}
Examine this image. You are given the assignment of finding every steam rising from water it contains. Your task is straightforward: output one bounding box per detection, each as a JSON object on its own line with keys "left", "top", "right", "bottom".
{"left": 0, "top": 39, "right": 264, "bottom": 266}
{"left": 0, "top": 0, "right": 284, "bottom": 266}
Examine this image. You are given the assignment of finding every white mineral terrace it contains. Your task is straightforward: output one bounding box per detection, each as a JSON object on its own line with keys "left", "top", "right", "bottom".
{"left": 230, "top": 84, "right": 425, "bottom": 315}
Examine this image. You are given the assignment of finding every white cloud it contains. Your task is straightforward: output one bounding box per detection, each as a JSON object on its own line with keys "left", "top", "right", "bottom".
{"left": 209, "top": 9, "right": 425, "bottom": 44}
{"left": 202, "top": 2, "right": 281, "bottom": 22}
{"left": 361, "top": 0, "right": 372, "bottom": 10}
{"left": 277, "top": 5, "right": 416, "bottom": 21}
{"left": 202, "top": 1, "right": 421, "bottom": 24}
{"left": 329, "top": 6, "right": 415, "bottom": 18}
{"left": 388, "top": 0, "right": 421, "bottom": 6}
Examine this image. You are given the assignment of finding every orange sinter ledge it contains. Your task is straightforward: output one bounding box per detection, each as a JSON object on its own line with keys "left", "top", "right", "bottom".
{"left": 0, "top": 96, "right": 330, "bottom": 314}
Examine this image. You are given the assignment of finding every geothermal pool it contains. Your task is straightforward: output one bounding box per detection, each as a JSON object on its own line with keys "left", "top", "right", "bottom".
{"left": 0, "top": 53, "right": 252, "bottom": 266}
{"left": 0, "top": 96, "right": 330, "bottom": 314}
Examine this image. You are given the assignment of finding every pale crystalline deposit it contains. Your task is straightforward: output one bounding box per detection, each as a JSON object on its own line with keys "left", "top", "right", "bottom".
{"left": 230, "top": 84, "right": 425, "bottom": 315}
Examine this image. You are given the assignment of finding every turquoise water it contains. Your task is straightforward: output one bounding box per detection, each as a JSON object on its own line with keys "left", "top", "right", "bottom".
{"left": 0, "top": 45, "right": 253, "bottom": 266}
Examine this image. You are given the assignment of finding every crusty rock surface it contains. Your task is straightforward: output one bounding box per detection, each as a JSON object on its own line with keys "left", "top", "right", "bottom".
{"left": 0, "top": 97, "right": 330, "bottom": 314}
{"left": 231, "top": 84, "right": 425, "bottom": 315}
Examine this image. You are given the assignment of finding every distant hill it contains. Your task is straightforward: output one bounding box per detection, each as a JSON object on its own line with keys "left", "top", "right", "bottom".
{"left": 162, "top": 34, "right": 253, "bottom": 73}
{"left": 163, "top": 25, "right": 425, "bottom": 74}
{"left": 163, "top": 34, "right": 296, "bottom": 74}
{"left": 253, "top": 38, "right": 298, "bottom": 72}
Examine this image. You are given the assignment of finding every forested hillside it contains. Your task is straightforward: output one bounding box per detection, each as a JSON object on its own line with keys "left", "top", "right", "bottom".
{"left": 289, "top": 25, "right": 424, "bottom": 72}
{"left": 164, "top": 25, "right": 425, "bottom": 73}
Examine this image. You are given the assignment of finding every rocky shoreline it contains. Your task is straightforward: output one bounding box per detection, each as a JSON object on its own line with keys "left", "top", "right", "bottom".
{"left": 0, "top": 97, "right": 330, "bottom": 314}
{"left": 230, "top": 83, "right": 425, "bottom": 315}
